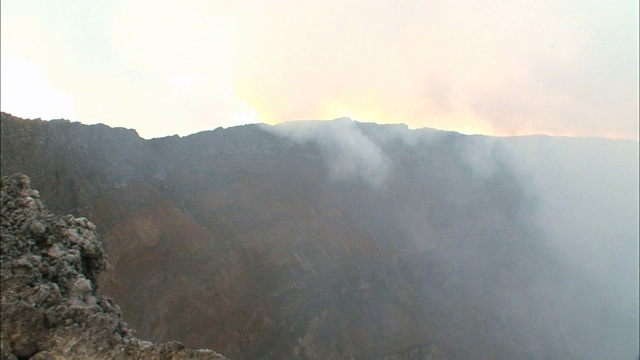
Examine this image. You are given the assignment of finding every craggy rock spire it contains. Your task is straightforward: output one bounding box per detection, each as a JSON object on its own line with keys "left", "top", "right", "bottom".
{"left": 0, "top": 174, "right": 227, "bottom": 360}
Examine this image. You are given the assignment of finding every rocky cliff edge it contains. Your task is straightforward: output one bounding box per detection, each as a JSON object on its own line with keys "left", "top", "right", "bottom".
{"left": 0, "top": 173, "right": 227, "bottom": 360}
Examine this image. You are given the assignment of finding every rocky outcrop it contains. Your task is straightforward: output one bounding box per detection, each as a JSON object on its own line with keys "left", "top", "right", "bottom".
{"left": 0, "top": 173, "right": 227, "bottom": 359}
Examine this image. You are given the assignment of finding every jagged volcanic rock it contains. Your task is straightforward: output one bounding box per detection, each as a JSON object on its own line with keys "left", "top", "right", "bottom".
{"left": 0, "top": 173, "right": 227, "bottom": 360}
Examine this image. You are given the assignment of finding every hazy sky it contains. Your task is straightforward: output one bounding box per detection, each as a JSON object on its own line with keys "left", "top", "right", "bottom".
{"left": 1, "top": 0, "right": 638, "bottom": 139}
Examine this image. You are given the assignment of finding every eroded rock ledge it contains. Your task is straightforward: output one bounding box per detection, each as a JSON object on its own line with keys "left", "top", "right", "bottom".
{"left": 0, "top": 174, "right": 227, "bottom": 360}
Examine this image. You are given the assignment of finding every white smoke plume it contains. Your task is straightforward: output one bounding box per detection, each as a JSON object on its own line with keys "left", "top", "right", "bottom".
{"left": 262, "top": 118, "right": 390, "bottom": 188}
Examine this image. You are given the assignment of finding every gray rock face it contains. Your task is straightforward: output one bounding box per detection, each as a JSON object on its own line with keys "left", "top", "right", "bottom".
{"left": 1, "top": 112, "right": 638, "bottom": 359}
{"left": 0, "top": 173, "right": 227, "bottom": 360}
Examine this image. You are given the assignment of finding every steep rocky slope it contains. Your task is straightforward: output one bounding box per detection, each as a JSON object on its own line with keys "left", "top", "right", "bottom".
{"left": 1, "top": 112, "right": 638, "bottom": 359}
{"left": 0, "top": 173, "right": 227, "bottom": 359}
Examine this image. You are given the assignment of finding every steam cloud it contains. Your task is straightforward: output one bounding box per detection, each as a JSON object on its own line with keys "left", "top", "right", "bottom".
{"left": 263, "top": 118, "right": 390, "bottom": 187}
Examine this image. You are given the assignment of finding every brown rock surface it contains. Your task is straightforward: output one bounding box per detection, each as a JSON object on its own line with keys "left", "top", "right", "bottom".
{"left": 1, "top": 112, "right": 637, "bottom": 359}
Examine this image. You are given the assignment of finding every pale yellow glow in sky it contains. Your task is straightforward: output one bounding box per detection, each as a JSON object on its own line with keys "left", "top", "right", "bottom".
{"left": 1, "top": 0, "right": 638, "bottom": 139}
